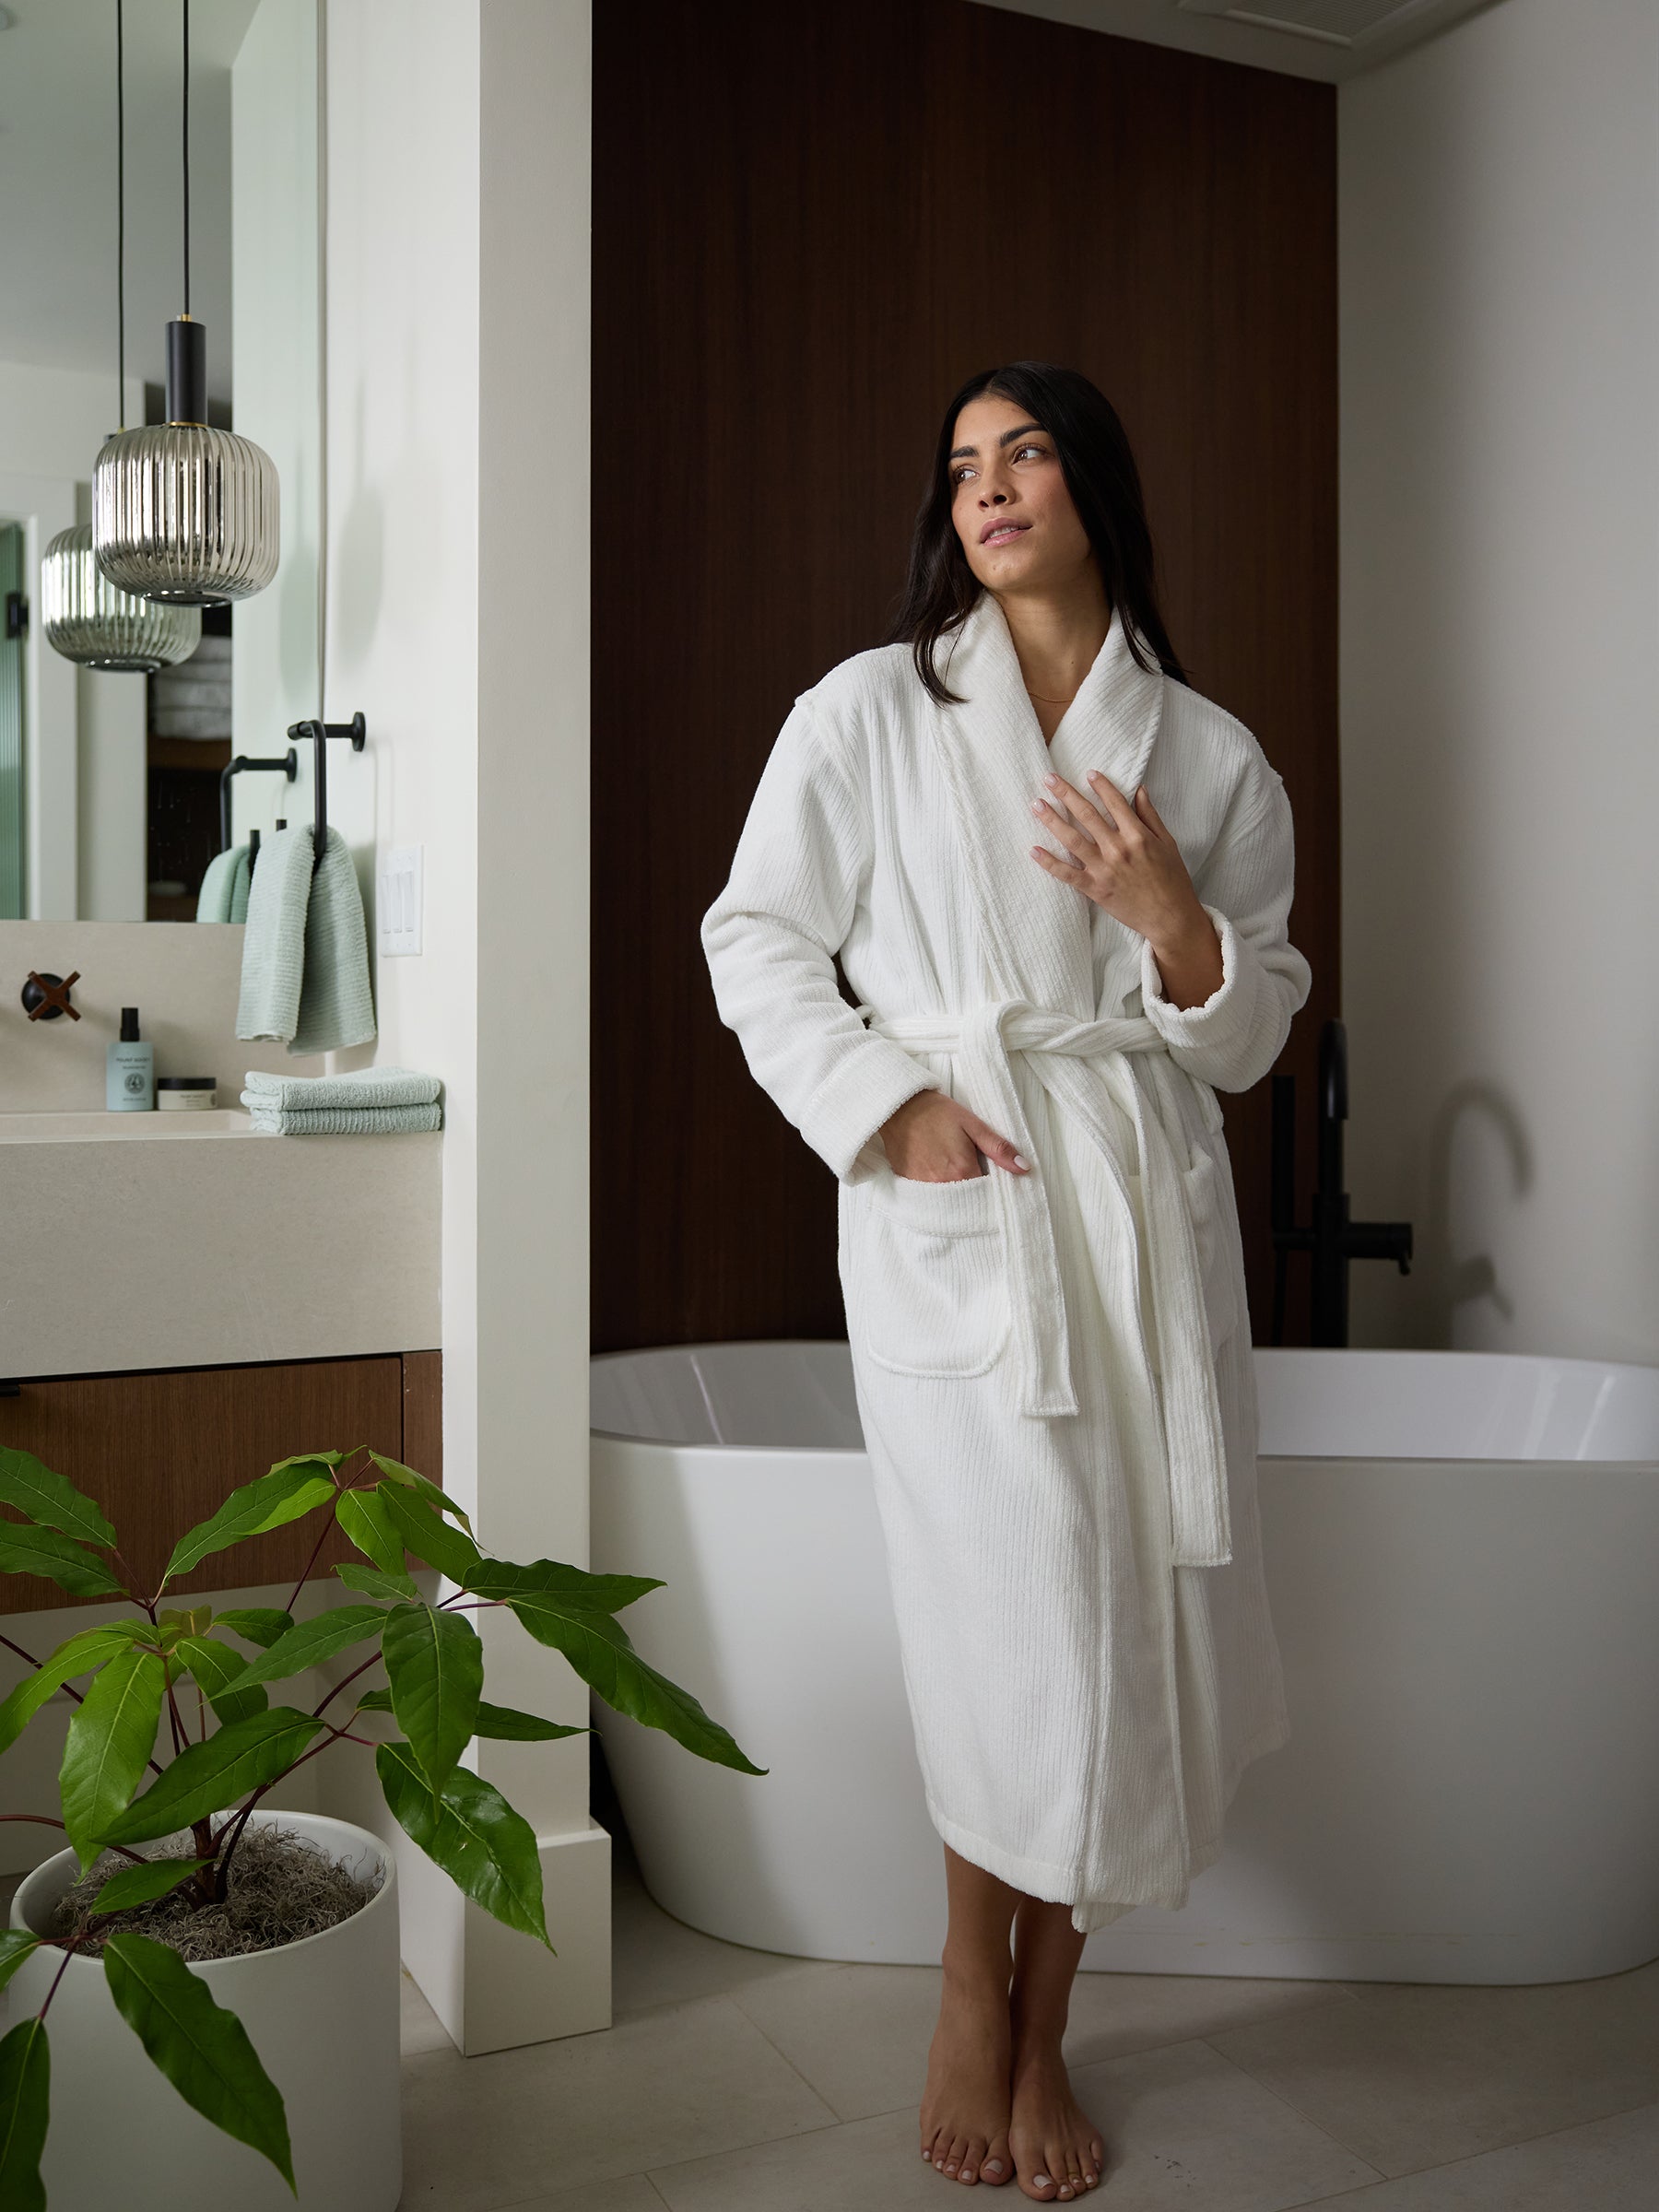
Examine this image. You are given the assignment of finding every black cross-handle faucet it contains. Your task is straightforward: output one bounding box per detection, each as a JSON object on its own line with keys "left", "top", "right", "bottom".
{"left": 1269, "top": 1018, "right": 1412, "bottom": 1347}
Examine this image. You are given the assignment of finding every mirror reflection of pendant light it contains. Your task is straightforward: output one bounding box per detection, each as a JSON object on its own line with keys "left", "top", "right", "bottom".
{"left": 92, "top": 0, "right": 278, "bottom": 606}
{"left": 42, "top": 0, "right": 201, "bottom": 670}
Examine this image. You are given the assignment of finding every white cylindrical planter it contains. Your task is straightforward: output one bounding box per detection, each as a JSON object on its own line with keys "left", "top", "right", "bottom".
{"left": 6, "top": 1813, "right": 401, "bottom": 2212}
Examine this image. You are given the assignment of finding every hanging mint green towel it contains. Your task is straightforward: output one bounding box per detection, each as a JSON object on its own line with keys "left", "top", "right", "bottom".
{"left": 242, "top": 1065, "right": 441, "bottom": 1112}
{"left": 196, "top": 844, "right": 252, "bottom": 923}
{"left": 235, "top": 824, "right": 376, "bottom": 1056}
{"left": 238, "top": 1097, "right": 441, "bottom": 1136}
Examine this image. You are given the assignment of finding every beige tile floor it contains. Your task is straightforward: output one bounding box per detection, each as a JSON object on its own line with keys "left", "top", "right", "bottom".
{"left": 396, "top": 1826, "right": 1659, "bottom": 2211}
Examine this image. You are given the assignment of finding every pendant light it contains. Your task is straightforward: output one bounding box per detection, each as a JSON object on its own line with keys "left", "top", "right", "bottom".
{"left": 92, "top": 0, "right": 278, "bottom": 605}
{"left": 42, "top": 0, "right": 201, "bottom": 670}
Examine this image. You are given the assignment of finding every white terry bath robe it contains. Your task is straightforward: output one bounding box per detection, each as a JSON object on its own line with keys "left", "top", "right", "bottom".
{"left": 700, "top": 586, "right": 1313, "bottom": 1933}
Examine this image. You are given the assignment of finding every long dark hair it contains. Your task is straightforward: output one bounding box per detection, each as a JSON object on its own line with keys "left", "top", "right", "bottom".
{"left": 884, "top": 362, "right": 1190, "bottom": 705}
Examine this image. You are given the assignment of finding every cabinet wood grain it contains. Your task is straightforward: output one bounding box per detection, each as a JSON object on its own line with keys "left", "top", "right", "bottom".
{"left": 0, "top": 1354, "right": 442, "bottom": 1615}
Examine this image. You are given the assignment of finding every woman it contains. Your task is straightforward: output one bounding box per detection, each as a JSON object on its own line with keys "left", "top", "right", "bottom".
{"left": 700, "top": 362, "right": 1312, "bottom": 2201}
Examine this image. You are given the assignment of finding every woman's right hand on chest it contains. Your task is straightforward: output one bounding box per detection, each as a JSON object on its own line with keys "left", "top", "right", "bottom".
{"left": 877, "top": 1089, "right": 1030, "bottom": 1182}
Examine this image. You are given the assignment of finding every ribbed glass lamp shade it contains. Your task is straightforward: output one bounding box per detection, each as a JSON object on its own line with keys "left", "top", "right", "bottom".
{"left": 40, "top": 524, "right": 204, "bottom": 672}
{"left": 91, "top": 420, "right": 279, "bottom": 606}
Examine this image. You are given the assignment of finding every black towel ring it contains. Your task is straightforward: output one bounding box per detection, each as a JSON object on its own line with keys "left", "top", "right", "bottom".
{"left": 286, "top": 714, "right": 369, "bottom": 874}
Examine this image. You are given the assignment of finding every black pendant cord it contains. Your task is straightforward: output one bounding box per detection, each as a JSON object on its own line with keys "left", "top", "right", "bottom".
{"left": 115, "top": 0, "right": 124, "bottom": 429}
{"left": 181, "top": 0, "right": 191, "bottom": 318}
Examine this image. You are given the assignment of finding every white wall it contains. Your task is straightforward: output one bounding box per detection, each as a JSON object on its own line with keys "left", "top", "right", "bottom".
{"left": 1338, "top": 0, "right": 1659, "bottom": 1359}
{"left": 319, "top": 0, "right": 601, "bottom": 2055}
{"left": 230, "top": 0, "right": 324, "bottom": 806}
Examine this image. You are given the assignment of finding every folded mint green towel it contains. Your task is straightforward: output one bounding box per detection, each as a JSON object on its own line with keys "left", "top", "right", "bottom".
{"left": 196, "top": 844, "right": 252, "bottom": 923}
{"left": 239, "top": 1096, "right": 441, "bottom": 1136}
{"left": 242, "top": 1065, "right": 441, "bottom": 1111}
{"left": 235, "top": 824, "right": 376, "bottom": 1056}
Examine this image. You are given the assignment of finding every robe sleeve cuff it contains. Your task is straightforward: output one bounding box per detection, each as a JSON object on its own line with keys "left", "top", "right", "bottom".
{"left": 1139, "top": 903, "right": 1261, "bottom": 1086}
{"left": 801, "top": 1040, "right": 939, "bottom": 1185}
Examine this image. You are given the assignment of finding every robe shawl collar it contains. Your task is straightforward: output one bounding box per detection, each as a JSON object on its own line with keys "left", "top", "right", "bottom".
{"left": 933, "top": 587, "right": 1166, "bottom": 1019}
{"left": 862, "top": 587, "right": 1234, "bottom": 1569}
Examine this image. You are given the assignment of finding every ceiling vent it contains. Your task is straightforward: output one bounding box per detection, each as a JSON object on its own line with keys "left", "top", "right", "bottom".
{"left": 1176, "top": 0, "right": 1453, "bottom": 47}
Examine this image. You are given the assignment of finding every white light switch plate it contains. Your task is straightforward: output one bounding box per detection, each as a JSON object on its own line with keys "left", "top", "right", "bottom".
{"left": 378, "top": 844, "right": 424, "bottom": 956}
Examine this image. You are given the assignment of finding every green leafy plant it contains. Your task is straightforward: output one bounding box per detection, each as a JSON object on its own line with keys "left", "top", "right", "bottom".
{"left": 0, "top": 1441, "right": 763, "bottom": 2200}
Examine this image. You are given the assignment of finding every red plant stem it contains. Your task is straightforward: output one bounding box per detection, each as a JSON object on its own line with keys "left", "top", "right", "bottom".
{"left": 280, "top": 1493, "right": 343, "bottom": 1618}
{"left": 104, "top": 1551, "right": 149, "bottom": 1611}
{"left": 309, "top": 1646, "right": 388, "bottom": 1722}
{"left": 214, "top": 1718, "right": 359, "bottom": 1890}
{"left": 0, "top": 1815, "right": 147, "bottom": 1865}
{"left": 162, "top": 1668, "right": 188, "bottom": 1759}
{"left": 36, "top": 1945, "right": 75, "bottom": 2020}
{"left": 0, "top": 1631, "right": 41, "bottom": 1672}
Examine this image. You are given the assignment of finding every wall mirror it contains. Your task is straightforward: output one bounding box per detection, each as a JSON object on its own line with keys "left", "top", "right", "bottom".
{"left": 0, "top": 0, "right": 322, "bottom": 924}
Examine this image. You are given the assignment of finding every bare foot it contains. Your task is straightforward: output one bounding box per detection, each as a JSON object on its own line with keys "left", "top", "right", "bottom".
{"left": 1006, "top": 2043, "right": 1105, "bottom": 2200}
{"left": 919, "top": 1966, "right": 1015, "bottom": 2186}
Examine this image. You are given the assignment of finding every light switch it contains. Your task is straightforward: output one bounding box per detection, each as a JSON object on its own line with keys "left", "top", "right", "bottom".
{"left": 378, "top": 844, "right": 424, "bottom": 957}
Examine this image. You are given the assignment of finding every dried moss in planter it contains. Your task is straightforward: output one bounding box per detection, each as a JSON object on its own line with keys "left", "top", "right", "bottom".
{"left": 50, "top": 1825, "right": 382, "bottom": 1962}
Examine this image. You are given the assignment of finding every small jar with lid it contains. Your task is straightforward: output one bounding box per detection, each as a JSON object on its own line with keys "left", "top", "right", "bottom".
{"left": 155, "top": 1077, "right": 218, "bottom": 1112}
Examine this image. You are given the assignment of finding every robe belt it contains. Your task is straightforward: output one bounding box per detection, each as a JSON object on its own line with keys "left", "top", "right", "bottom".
{"left": 857, "top": 1000, "right": 1233, "bottom": 1569}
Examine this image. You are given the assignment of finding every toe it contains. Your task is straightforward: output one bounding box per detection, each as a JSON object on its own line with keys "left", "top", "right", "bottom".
{"left": 981, "top": 2136, "right": 1012, "bottom": 2186}
{"left": 959, "top": 2133, "right": 990, "bottom": 2183}
{"left": 943, "top": 2133, "right": 971, "bottom": 2176}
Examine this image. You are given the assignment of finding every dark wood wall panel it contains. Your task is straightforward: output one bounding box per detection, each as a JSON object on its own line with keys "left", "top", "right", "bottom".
{"left": 594, "top": 0, "right": 1338, "bottom": 1353}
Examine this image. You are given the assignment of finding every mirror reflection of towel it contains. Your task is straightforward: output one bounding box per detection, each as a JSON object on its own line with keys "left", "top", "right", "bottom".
{"left": 234, "top": 824, "right": 376, "bottom": 1055}
{"left": 195, "top": 843, "right": 252, "bottom": 923}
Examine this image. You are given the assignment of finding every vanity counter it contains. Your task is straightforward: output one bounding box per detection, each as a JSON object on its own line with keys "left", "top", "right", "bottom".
{"left": 3, "top": 1109, "right": 275, "bottom": 1142}
{"left": 2, "top": 1110, "right": 441, "bottom": 1378}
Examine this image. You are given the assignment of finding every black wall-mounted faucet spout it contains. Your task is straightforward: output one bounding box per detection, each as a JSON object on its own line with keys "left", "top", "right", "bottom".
{"left": 1270, "top": 1018, "right": 1413, "bottom": 1346}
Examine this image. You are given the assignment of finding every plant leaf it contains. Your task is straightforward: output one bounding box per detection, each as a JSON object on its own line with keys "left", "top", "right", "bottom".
{"left": 464, "top": 1555, "right": 665, "bottom": 1615}
{"left": 229, "top": 1606, "right": 389, "bottom": 1690}
{"left": 0, "top": 1444, "right": 117, "bottom": 1548}
{"left": 102, "top": 1932, "right": 294, "bottom": 2190}
{"left": 382, "top": 1605, "right": 482, "bottom": 1794}
{"left": 0, "top": 2018, "right": 49, "bottom": 2212}
{"left": 175, "top": 1636, "right": 268, "bottom": 1725}
{"left": 334, "top": 1559, "right": 420, "bottom": 1605}
{"left": 366, "top": 1451, "right": 473, "bottom": 1534}
{"left": 360, "top": 1687, "right": 583, "bottom": 1742}
{"left": 157, "top": 1605, "right": 212, "bottom": 1638}
{"left": 375, "top": 1485, "right": 483, "bottom": 1583}
{"left": 211, "top": 1609, "right": 295, "bottom": 1651}
{"left": 0, "top": 1933, "right": 44, "bottom": 1997}
{"left": 60, "top": 1648, "right": 168, "bottom": 1867}
{"left": 101, "top": 1708, "right": 327, "bottom": 1847}
{"left": 335, "top": 1488, "right": 414, "bottom": 1581}
{"left": 376, "top": 1741, "right": 550, "bottom": 1947}
{"left": 475, "top": 1587, "right": 766, "bottom": 1775}
{"left": 91, "top": 1855, "right": 216, "bottom": 1916}
{"left": 0, "top": 1624, "right": 145, "bottom": 1759}
{"left": 0, "top": 1522, "right": 124, "bottom": 1598}
{"left": 163, "top": 1462, "right": 337, "bottom": 1585}
{"left": 472, "top": 1702, "right": 589, "bottom": 1743}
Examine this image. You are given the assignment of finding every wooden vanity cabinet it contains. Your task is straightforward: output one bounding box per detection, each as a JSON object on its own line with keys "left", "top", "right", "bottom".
{"left": 0, "top": 1351, "right": 442, "bottom": 1614}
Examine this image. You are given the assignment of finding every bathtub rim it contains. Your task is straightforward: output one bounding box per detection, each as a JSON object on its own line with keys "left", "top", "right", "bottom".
{"left": 589, "top": 1340, "right": 1659, "bottom": 1465}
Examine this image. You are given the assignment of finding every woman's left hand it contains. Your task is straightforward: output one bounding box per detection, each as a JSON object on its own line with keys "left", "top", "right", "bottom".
{"left": 1030, "top": 768, "right": 1207, "bottom": 954}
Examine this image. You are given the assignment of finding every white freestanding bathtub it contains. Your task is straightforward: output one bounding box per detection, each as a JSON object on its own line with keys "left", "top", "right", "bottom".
{"left": 589, "top": 1342, "right": 1659, "bottom": 1985}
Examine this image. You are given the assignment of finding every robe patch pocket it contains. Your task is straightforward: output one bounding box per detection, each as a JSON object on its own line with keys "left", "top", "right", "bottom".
{"left": 1181, "top": 1144, "right": 1239, "bottom": 1357}
{"left": 856, "top": 1165, "right": 1012, "bottom": 1380}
